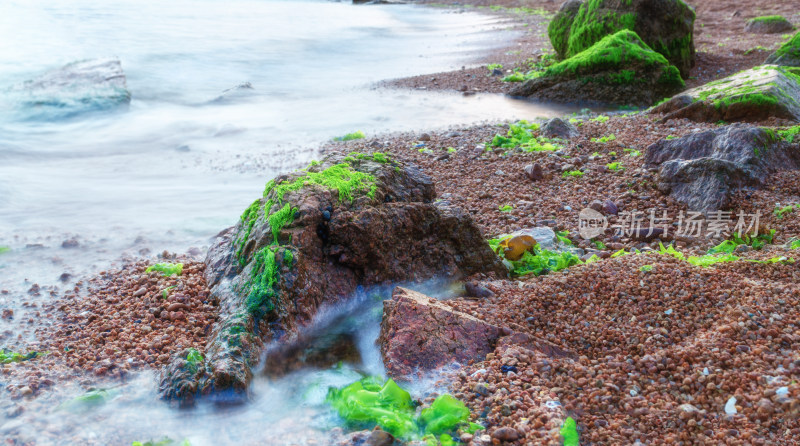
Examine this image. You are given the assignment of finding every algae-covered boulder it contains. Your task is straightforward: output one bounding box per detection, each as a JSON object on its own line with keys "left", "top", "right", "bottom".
{"left": 510, "top": 30, "right": 685, "bottom": 106}
{"left": 766, "top": 32, "right": 800, "bottom": 67}
{"left": 548, "top": 0, "right": 696, "bottom": 76}
{"left": 159, "top": 153, "right": 507, "bottom": 402}
{"left": 650, "top": 64, "right": 800, "bottom": 122}
{"left": 645, "top": 124, "right": 800, "bottom": 212}
{"left": 744, "top": 15, "right": 795, "bottom": 34}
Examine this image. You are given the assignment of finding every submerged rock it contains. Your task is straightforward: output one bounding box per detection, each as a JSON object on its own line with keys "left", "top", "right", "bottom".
{"left": 159, "top": 153, "right": 506, "bottom": 402}
{"left": 378, "top": 287, "right": 502, "bottom": 379}
{"left": 8, "top": 58, "right": 130, "bottom": 120}
{"left": 510, "top": 30, "right": 685, "bottom": 106}
{"left": 548, "top": 0, "right": 696, "bottom": 76}
{"left": 744, "top": 15, "right": 795, "bottom": 34}
{"left": 645, "top": 124, "right": 800, "bottom": 211}
{"left": 650, "top": 64, "right": 800, "bottom": 122}
{"left": 766, "top": 31, "right": 800, "bottom": 67}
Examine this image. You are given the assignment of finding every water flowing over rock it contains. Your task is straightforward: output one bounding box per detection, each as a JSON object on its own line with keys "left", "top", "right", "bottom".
{"left": 548, "top": 0, "right": 696, "bottom": 76}
{"left": 650, "top": 65, "right": 800, "bottom": 122}
{"left": 8, "top": 58, "right": 131, "bottom": 120}
{"left": 509, "top": 30, "right": 685, "bottom": 106}
{"left": 159, "top": 153, "right": 507, "bottom": 403}
{"left": 645, "top": 124, "right": 800, "bottom": 212}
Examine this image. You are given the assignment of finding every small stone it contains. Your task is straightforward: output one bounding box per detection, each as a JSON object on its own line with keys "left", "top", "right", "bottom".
{"left": 524, "top": 163, "right": 544, "bottom": 181}
{"left": 492, "top": 427, "right": 519, "bottom": 441}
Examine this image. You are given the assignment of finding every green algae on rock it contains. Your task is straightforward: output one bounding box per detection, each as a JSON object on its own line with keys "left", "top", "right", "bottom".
{"left": 745, "top": 15, "right": 795, "bottom": 34}
{"left": 548, "top": 0, "right": 695, "bottom": 76}
{"left": 651, "top": 64, "right": 800, "bottom": 122}
{"left": 766, "top": 31, "right": 800, "bottom": 67}
{"left": 510, "top": 30, "right": 685, "bottom": 106}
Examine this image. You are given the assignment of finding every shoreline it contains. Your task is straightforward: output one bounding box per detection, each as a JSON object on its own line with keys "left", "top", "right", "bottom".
{"left": 3, "top": 0, "right": 800, "bottom": 444}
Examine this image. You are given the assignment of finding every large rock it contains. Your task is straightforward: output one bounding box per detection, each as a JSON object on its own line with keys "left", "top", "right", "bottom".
{"left": 510, "top": 30, "right": 684, "bottom": 106}
{"left": 645, "top": 124, "right": 800, "bottom": 211}
{"left": 548, "top": 0, "right": 696, "bottom": 76}
{"left": 766, "top": 32, "right": 800, "bottom": 67}
{"left": 378, "top": 287, "right": 502, "bottom": 379}
{"left": 744, "top": 16, "right": 795, "bottom": 34}
{"left": 650, "top": 65, "right": 800, "bottom": 122}
{"left": 8, "top": 58, "right": 130, "bottom": 120}
{"left": 160, "top": 153, "right": 507, "bottom": 402}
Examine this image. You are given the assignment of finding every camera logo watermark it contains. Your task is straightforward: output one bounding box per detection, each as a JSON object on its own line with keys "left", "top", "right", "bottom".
{"left": 578, "top": 209, "right": 762, "bottom": 240}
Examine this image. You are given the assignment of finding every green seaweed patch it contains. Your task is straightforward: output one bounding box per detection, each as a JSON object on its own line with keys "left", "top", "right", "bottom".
{"left": 326, "top": 377, "right": 471, "bottom": 440}
{"left": 777, "top": 125, "right": 800, "bottom": 143}
{"left": 490, "top": 120, "right": 563, "bottom": 152}
{"left": 245, "top": 245, "right": 281, "bottom": 316}
{"left": 185, "top": 348, "right": 203, "bottom": 374}
{"left": 606, "top": 161, "right": 624, "bottom": 171}
{"left": 592, "top": 134, "right": 616, "bottom": 143}
{"left": 562, "top": 170, "right": 584, "bottom": 178}
{"left": 332, "top": 131, "right": 366, "bottom": 142}
{"left": 145, "top": 263, "right": 183, "bottom": 276}
{"left": 0, "top": 246, "right": 9, "bottom": 254}
{"left": 499, "top": 204, "right": 514, "bottom": 213}
{"left": 790, "top": 239, "right": 800, "bottom": 249}
{"left": 488, "top": 237, "right": 583, "bottom": 276}
{"left": 1, "top": 349, "right": 46, "bottom": 364}
{"left": 561, "top": 416, "right": 580, "bottom": 446}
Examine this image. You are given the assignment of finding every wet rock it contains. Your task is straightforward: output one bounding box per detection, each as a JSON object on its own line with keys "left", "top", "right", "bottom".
{"left": 650, "top": 65, "right": 800, "bottom": 122}
{"left": 161, "top": 154, "right": 507, "bottom": 401}
{"left": 210, "top": 82, "right": 254, "bottom": 103}
{"left": 465, "top": 281, "right": 494, "bottom": 298}
{"left": 602, "top": 199, "right": 619, "bottom": 215}
{"left": 9, "top": 58, "right": 130, "bottom": 120}
{"left": 744, "top": 16, "right": 795, "bottom": 34}
{"left": 645, "top": 124, "right": 800, "bottom": 211}
{"left": 548, "top": 0, "right": 695, "bottom": 76}
{"left": 540, "top": 118, "right": 578, "bottom": 140}
{"left": 61, "top": 238, "right": 79, "bottom": 248}
{"left": 501, "top": 227, "right": 559, "bottom": 250}
{"left": 511, "top": 30, "right": 685, "bottom": 106}
{"left": 524, "top": 163, "right": 544, "bottom": 181}
{"left": 379, "top": 287, "right": 502, "bottom": 379}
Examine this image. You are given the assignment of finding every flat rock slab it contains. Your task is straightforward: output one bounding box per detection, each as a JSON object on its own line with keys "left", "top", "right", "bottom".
{"left": 650, "top": 65, "right": 800, "bottom": 122}
{"left": 379, "top": 287, "right": 502, "bottom": 379}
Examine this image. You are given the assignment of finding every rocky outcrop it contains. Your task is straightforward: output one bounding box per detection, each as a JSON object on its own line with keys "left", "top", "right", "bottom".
{"left": 379, "top": 287, "right": 503, "bottom": 379}
{"left": 548, "top": 0, "right": 696, "bottom": 76}
{"left": 9, "top": 58, "right": 130, "bottom": 120}
{"left": 650, "top": 65, "right": 800, "bottom": 122}
{"left": 766, "top": 32, "right": 800, "bottom": 67}
{"left": 160, "top": 153, "right": 507, "bottom": 402}
{"left": 510, "top": 30, "right": 685, "bottom": 106}
{"left": 645, "top": 124, "right": 800, "bottom": 211}
{"left": 745, "top": 16, "right": 795, "bottom": 34}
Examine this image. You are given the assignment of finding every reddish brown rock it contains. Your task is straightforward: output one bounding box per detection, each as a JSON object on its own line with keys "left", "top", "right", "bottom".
{"left": 378, "top": 287, "right": 502, "bottom": 379}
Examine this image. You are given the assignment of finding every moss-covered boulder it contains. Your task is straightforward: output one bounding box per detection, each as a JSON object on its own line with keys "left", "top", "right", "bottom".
{"left": 766, "top": 32, "right": 800, "bottom": 67}
{"left": 548, "top": 0, "right": 696, "bottom": 76}
{"left": 509, "top": 29, "right": 685, "bottom": 106}
{"left": 744, "top": 15, "right": 795, "bottom": 34}
{"left": 650, "top": 64, "right": 800, "bottom": 122}
{"left": 159, "top": 154, "right": 507, "bottom": 403}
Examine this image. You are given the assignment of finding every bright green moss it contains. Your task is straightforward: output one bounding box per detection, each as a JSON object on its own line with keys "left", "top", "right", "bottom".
{"left": 748, "top": 15, "right": 790, "bottom": 24}
{"left": 267, "top": 203, "right": 297, "bottom": 244}
{"left": 566, "top": 0, "right": 637, "bottom": 58}
{"left": 185, "top": 348, "right": 203, "bottom": 374}
{"left": 490, "top": 120, "right": 563, "bottom": 152}
{"left": 267, "top": 163, "right": 378, "bottom": 206}
{"left": 332, "top": 131, "right": 365, "bottom": 142}
{"left": 1, "top": 350, "right": 45, "bottom": 364}
{"left": 326, "top": 377, "right": 471, "bottom": 440}
{"left": 145, "top": 263, "right": 183, "bottom": 276}
{"left": 772, "top": 31, "right": 800, "bottom": 59}
{"left": 591, "top": 134, "right": 616, "bottom": 143}
{"left": 777, "top": 125, "right": 800, "bottom": 143}
{"left": 235, "top": 199, "right": 262, "bottom": 263}
{"left": 540, "top": 30, "right": 684, "bottom": 89}
{"left": 488, "top": 236, "right": 583, "bottom": 276}
{"left": 712, "top": 93, "right": 779, "bottom": 110}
